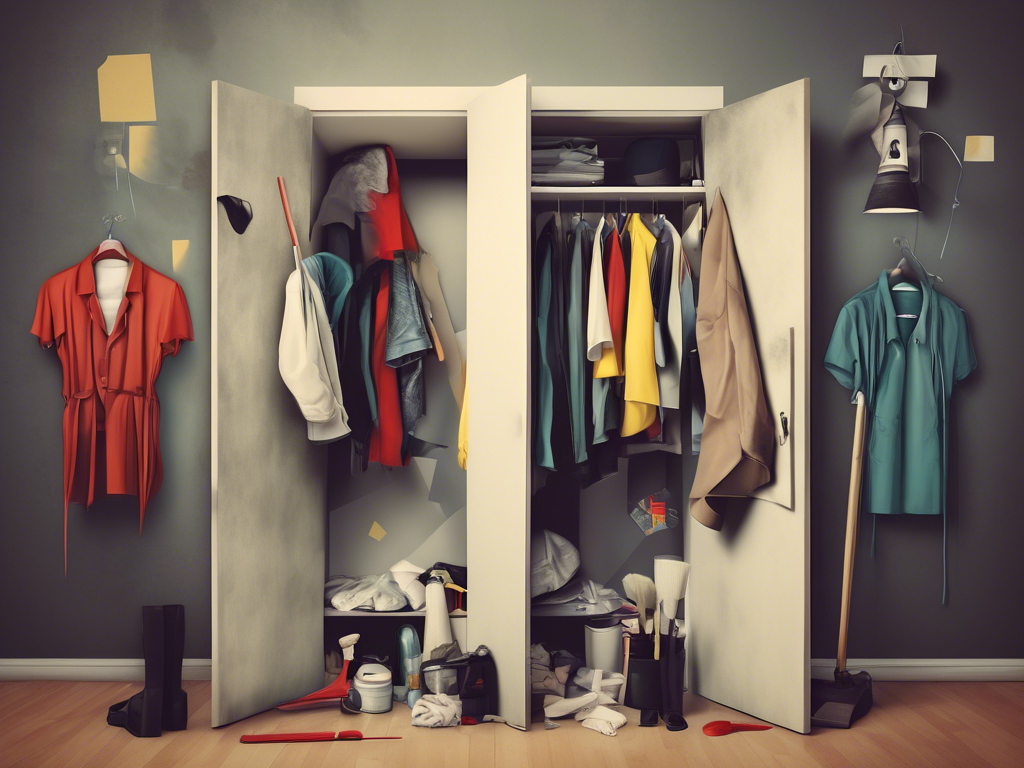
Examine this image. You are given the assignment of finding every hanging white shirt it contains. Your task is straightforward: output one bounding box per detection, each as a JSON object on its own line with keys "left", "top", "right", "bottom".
{"left": 658, "top": 219, "right": 685, "bottom": 409}
{"left": 279, "top": 264, "right": 350, "bottom": 443}
{"left": 586, "top": 217, "right": 613, "bottom": 361}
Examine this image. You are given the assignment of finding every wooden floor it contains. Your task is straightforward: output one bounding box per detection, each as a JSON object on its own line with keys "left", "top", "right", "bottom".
{"left": 1, "top": 680, "right": 1022, "bottom": 767}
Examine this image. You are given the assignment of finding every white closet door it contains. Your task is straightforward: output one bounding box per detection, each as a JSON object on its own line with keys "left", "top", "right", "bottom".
{"left": 690, "top": 78, "right": 810, "bottom": 732}
{"left": 466, "top": 74, "right": 532, "bottom": 730}
{"left": 211, "top": 81, "right": 325, "bottom": 727}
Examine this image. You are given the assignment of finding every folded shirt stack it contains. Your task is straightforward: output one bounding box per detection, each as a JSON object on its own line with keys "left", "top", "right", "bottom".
{"left": 532, "top": 137, "right": 605, "bottom": 186}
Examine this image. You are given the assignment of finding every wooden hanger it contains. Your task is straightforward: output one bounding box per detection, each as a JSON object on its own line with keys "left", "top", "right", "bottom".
{"left": 94, "top": 214, "right": 128, "bottom": 262}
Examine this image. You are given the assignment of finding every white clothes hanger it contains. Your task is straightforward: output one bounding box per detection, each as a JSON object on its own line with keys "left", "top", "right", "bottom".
{"left": 889, "top": 237, "right": 934, "bottom": 318}
{"left": 891, "top": 236, "right": 943, "bottom": 291}
{"left": 96, "top": 214, "right": 128, "bottom": 261}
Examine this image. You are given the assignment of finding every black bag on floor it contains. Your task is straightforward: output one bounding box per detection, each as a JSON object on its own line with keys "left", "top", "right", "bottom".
{"left": 420, "top": 645, "right": 498, "bottom": 721}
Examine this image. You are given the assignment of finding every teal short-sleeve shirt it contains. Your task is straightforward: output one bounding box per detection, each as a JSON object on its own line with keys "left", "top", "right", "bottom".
{"left": 825, "top": 271, "right": 977, "bottom": 517}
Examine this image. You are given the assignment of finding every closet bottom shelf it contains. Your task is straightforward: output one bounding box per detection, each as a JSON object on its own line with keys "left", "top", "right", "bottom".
{"left": 324, "top": 608, "right": 468, "bottom": 618}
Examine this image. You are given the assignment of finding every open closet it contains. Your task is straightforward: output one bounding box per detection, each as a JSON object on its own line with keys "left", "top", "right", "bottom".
{"left": 211, "top": 76, "right": 810, "bottom": 733}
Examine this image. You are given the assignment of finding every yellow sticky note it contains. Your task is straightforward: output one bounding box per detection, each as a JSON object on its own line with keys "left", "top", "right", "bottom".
{"left": 964, "top": 136, "right": 994, "bottom": 162}
{"left": 172, "top": 240, "right": 189, "bottom": 272}
{"left": 368, "top": 521, "right": 387, "bottom": 541}
{"left": 97, "top": 54, "right": 156, "bottom": 123}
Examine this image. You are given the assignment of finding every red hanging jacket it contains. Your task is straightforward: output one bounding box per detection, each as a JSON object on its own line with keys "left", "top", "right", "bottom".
{"left": 366, "top": 146, "right": 417, "bottom": 465}
{"left": 595, "top": 225, "right": 627, "bottom": 378}
{"left": 368, "top": 269, "right": 406, "bottom": 467}
{"left": 366, "top": 147, "right": 418, "bottom": 259}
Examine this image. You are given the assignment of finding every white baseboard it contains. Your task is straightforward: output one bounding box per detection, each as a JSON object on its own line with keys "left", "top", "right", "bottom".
{"left": 811, "top": 658, "right": 1024, "bottom": 682}
{"left": 0, "top": 658, "right": 212, "bottom": 682}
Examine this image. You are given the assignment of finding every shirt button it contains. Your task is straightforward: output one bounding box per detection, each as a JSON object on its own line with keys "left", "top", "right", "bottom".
{"left": 101, "top": 376, "right": 107, "bottom": 385}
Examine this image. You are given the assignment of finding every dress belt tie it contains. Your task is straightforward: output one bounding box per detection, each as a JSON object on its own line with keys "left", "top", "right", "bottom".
{"left": 70, "top": 387, "right": 156, "bottom": 401}
{"left": 62, "top": 387, "right": 157, "bottom": 574}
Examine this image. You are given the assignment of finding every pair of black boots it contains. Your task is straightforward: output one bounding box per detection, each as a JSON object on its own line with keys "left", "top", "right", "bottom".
{"left": 623, "top": 633, "right": 688, "bottom": 731}
{"left": 107, "top": 605, "right": 188, "bottom": 738}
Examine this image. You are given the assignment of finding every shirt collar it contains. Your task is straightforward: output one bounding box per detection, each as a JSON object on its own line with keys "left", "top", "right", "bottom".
{"left": 877, "top": 268, "right": 931, "bottom": 345}
{"left": 76, "top": 247, "right": 142, "bottom": 296}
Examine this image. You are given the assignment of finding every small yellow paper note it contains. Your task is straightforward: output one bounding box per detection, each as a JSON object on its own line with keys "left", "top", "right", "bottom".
{"left": 964, "top": 136, "right": 994, "bottom": 162}
{"left": 368, "top": 521, "right": 387, "bottom": 541}
{"left": 172, "top": 240, "right": 189, "bottom": 272}
{"left": 98, "top": 54, "right": 157, "bottom": 123}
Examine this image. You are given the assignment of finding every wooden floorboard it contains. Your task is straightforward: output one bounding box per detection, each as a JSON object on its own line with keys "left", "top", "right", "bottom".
{"left": 0, "top": 680, "right": 1021, "bottom": 768}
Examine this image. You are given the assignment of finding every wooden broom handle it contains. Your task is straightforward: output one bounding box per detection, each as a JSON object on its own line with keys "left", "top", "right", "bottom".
{"left": 836, "top": 391, "right": 868, "bottom": 674}
{"left": 277, "top": 176, "right": 300, "bottom": 248}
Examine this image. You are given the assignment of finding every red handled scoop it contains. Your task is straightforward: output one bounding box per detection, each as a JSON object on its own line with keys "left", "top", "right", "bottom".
{"left": 241, "top": 730, "right": 400, "bottom": 744}
{"left": 702, "top": 720, "right": 772, "bottom": 737}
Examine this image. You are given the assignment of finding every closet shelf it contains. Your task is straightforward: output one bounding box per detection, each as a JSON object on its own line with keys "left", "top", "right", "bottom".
{"left": 531, "top": 185, "right": 706, "bottom": 201}
{"left": 325, "top": 608, "right": 468, "bottom": 618}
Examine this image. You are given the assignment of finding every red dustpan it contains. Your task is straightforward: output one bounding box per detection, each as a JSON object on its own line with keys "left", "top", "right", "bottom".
{"left": 276, "top": 670, "right": 351, "bottom": 711}
{"left": 277, "top": 633, "right": 360, "bottom": 711}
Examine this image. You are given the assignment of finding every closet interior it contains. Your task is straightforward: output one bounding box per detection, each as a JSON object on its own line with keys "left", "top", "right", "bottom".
{"left": 528, "top": 110, "right": 707, "bottom": 705}
{"left": 311, "top": 115, "right": 471, "bottom": 661}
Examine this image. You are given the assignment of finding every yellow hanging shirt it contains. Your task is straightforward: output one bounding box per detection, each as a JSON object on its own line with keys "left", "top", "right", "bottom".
{"left": 458, "top": 374, "right": 468, "bottom": 470}
{"left": 621, "top": 214, "right": 659, "bottom": 436}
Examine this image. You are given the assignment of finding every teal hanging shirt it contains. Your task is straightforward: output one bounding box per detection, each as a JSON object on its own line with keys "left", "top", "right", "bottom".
{"left": 535, "top": 238, "right": 556, "bottom": 469}
{"left": 825, "top": 269, "right": 976, "bottom": 602}
{"left": 567, "top": 219, "right": 591, "bottom": 464}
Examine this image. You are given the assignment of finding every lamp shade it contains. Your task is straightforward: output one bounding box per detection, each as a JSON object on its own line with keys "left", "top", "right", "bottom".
{"left": 864, "top": 104, "right": 920, "bottom": 213}
{"left": 864, "top": 170, "right": 920, "bottom": 213}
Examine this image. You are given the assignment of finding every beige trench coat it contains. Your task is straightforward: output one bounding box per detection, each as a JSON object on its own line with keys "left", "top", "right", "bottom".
{"left": 689, "top": 191, "right": 774, "bottom": 530}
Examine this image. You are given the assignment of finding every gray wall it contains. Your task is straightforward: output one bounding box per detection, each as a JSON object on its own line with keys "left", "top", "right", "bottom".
{"left": 1, "top": 0, "right": 1020, "bottom": 660}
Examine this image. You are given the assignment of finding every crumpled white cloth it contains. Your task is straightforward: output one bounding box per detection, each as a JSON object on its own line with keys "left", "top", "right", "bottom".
{"left": 326, "top": 573, "right": 407, "bottom": 612}
{"left": 543, "top": 692, "right": 597, "bottom": 719}
{"left": 574, "top": 668, "right": 625, "bottom": 703}
{"left": 531, "top": 530, "right": 580, "bottom": 598}
{"left": 576, "top": 705, "right": 627, "bottom": 736}
{"left": 411, "top": 693, "right": 462, "bottom": 727}
{"left": 531, "top": 644, "right": 570, "bottom": 696}
{"left": 390, "top": 560, "right": 426, "bottom": 610}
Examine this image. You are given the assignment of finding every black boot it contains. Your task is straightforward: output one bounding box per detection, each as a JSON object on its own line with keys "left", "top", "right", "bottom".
{"left": 623, "top": 656, "right": 661, "bottom": 727}
{"left": 660, "top": 631, "right": 688, "bottom": 732}
{"left": 162, "top": 605, "right": 188, "bottom": 730}
{"left": 107, "top": 606, "right": 164, "bottom": 737}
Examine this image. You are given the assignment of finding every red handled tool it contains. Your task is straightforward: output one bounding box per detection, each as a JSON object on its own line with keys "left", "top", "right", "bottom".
{"left": 241, "top": 730, "right": 401, "bottom": 744}
{"left": 702, "top": 720, "right": 772, "bottom": 737}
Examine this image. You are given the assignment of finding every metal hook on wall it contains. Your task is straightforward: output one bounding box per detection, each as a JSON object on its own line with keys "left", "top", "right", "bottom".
{"left": 103, "top": 212, "right": 126, "bottom": 240}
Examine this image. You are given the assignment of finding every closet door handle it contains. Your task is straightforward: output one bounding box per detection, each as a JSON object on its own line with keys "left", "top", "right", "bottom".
{"left": 779, "top": 412, "right": 789, "bottom": 446}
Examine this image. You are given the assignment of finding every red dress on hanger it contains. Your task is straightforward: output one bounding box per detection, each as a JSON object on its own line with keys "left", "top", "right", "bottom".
{"left": 32, "top": 248, "right": 193, "bottom": 572}
{"left": 366, "top": 146, "right": 417, "bottom": 467}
